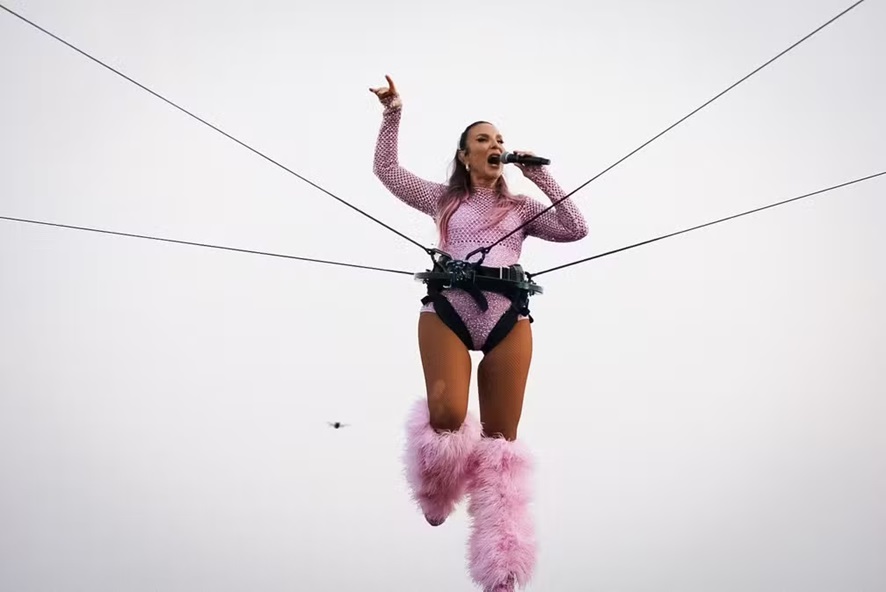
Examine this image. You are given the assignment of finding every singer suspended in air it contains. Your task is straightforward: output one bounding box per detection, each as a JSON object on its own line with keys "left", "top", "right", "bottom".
{"left": 369, "top": 74, "right": 588, "bottom": 592}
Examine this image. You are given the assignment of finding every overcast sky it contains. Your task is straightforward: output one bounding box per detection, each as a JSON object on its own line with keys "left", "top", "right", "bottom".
{"left": 1, "top": 0, "right": 884, "bottom": 590}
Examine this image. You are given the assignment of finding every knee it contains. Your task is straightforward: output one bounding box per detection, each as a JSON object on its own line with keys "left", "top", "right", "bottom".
{"left": 429, "top": 402, "right": 467, "bottom": 432}
{"left": 427, "top": 384, "right": 467, "bottom": 432}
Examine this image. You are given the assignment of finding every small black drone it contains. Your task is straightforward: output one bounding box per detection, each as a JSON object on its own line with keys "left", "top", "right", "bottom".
{"left": 327, "top": 421, "right": 349, "bottom": 429}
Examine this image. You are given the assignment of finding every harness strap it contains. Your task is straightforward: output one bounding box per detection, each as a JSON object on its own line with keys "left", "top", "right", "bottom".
{"left": 482, "top": 303, "right": 521, "bottom": 354}
{"left": 480, "top": 287, "right": 533, "bottom": 353}
{"left": 462, "top": 281, "right": 489, "bottom": 312}
{"left": 421, "top": 288, "right": 475, "bottom": 351}
{"left": 415, "top": 253, "right": 541, "bottom": 352}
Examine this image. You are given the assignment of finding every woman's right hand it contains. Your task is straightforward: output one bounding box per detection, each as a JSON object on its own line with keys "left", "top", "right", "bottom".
{"left": 369, "top": 74, "right": 399, "bottom": 104}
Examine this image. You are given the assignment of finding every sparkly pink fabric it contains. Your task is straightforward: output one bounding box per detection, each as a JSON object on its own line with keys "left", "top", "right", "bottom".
{"left": 373, "top": 96, "right": 588, "bottom": 351}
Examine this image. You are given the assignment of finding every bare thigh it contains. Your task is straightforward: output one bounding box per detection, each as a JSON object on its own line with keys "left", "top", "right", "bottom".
{"left": 477, "top": 319, "right": 533, "bottom": 441}
{"left": 418, "top": 312, "right": 473, "bottom": 432}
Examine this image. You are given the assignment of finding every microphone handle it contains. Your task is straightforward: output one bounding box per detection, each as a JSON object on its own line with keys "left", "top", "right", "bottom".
{"left": 522, "top": 155, "right": 551, "bottom": 166}
{"left": 502, "top": 152, "right": 551, "bottom": 166}
{"left": 514, "top": 154, "right": 551, "bottom": 166}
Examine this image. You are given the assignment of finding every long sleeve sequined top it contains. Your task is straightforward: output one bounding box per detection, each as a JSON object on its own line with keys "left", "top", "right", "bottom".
{"left": 373, "top": 95, "right": 588, "bottom": 267}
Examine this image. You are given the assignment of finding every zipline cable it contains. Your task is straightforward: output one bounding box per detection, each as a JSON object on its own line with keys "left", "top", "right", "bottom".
{"left": 0, "top": 3, "right": 431, "bottom": 254}
{"left": 0, "top": 215, "right": 414, "bottom": 276}
{"left": 0, "top": 1, "right": 873, "bottom": 276}
{"left": 3, "top": 168, "right": 881, "bottom": 280}
{"left": 531, "top": 169, "right": 886, "bottom": 277}
{"left": 467, "top": 0, "right": 868, "bottom": 261}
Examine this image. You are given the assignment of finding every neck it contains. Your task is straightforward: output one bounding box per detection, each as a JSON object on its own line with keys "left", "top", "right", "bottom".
{"left": 470, "top": 172, "right": 497, "bottom": 190}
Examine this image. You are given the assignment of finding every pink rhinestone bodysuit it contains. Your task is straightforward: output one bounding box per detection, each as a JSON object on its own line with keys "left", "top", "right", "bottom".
{"left": 373, "top": 96, "right": 589, "bottom": 351}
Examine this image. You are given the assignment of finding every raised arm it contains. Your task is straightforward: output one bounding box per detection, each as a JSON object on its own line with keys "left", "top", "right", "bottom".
{"left": 518, "top": 165, "right": 589, "bottom": 242}
{"left": 370, "top": 76, "right": 445, "bottom": 217}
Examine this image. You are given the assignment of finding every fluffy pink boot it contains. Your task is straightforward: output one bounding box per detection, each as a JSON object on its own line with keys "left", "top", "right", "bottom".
{"left": 466, "top": 436, "right": 537, "bottom": 592}
{"left": 402, "top": 399, "right": 482, "bottom": 526}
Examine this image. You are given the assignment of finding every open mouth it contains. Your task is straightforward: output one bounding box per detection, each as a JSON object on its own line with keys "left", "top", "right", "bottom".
{"left": 487, "top": 153, "right": 502, "bottom": 166}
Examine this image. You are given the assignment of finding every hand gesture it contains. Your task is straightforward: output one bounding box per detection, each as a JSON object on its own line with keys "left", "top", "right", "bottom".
{"left": 369, "top": 74, "right": 400, "bottom": 106}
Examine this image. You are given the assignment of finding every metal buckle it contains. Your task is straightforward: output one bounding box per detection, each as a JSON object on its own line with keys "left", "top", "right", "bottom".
{"left": 443, "top": 258, "right": 474, "bottom": 285}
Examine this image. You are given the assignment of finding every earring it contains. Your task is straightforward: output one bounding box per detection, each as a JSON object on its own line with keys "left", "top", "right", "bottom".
{"left": 466, "top": 163, "right": 471, "bottom": 172}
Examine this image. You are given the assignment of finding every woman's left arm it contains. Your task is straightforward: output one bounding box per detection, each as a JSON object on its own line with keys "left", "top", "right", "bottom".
{"left": 519, "top": 164, "right": 589, "bottom": 242}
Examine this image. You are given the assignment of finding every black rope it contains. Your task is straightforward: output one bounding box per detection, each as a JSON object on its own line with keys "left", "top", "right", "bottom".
{"left": 531, "top": 170, "right": 886, "bottom": 277}
{"left": 0, "top": 215, "right": 414, "bottom": 276}
{"left": 0, "top": 3, "right": 431, "bottom": 255}
{"left": 467, "top": 0, "right": 868, "bottom": 261}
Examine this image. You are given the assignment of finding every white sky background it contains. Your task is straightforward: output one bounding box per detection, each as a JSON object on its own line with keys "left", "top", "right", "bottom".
{"left": 1, "top": 0, "right": 884, "bottom": 590}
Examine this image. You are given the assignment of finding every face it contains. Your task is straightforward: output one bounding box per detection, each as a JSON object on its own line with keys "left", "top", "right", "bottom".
{"left": 459, "top": 123, "right": 504, "bottom": 185}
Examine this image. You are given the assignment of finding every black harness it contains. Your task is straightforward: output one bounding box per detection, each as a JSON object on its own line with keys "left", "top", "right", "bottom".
{"left": 414, "top": 249, "right": 544, "bottom": 354}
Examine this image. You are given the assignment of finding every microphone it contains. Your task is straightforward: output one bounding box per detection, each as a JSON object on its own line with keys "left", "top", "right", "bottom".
{"left": 491, "top": 152, "right": 551, "bottom": 166}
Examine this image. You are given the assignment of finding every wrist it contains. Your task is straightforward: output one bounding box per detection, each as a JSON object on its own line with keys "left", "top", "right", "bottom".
{"left": 381, "top": 94, "right": 402, "bottom": 111}
{"left": 520, "top": 163, "right": 548, "bottom": 178}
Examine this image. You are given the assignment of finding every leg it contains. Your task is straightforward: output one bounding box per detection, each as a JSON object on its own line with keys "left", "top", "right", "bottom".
{"left": 402, "top": 313, "right": 482, "bottom": 526}
{"left": 418, "top": 312, "right": 472, "bottom": 431}
{"left": 477, "top": 318, "right": 533, "bottom": 440}
{"left": 467, "top": 319, "right": 537, "bottom": 591}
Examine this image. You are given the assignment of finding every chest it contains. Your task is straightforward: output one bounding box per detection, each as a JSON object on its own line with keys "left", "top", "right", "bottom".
{"left": 441, "top": 197, "right": 527, "bottom": 260}
{"left": 447, "top": 196, "right": 524, "bottom": 232}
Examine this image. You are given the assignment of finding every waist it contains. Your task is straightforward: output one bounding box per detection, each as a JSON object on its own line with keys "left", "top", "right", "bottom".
{"left": 438, "top": 243, "right": 520, "bottom": 267}
{"left": 472, "top": 263, "right": 527, "bottom": 283}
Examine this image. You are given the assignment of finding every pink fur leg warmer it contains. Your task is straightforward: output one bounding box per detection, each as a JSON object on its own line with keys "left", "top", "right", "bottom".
{"left": 402, "top": 399, "right": 482, "bottom": 526}
{"left": 466, "top": 437, "right": 537, "bottom": 591}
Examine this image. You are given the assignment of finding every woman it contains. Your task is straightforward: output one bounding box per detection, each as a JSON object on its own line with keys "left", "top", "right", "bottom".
{"left": 370, "top": 74, "right": 588, "bottom": 592}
